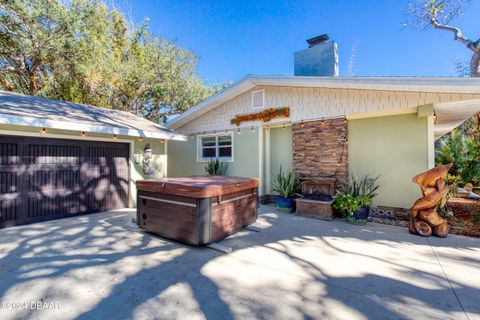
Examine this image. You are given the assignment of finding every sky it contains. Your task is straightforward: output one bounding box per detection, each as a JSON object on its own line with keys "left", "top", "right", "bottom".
{"left": 113, "top": 0, "right": 479, "bottom": 84}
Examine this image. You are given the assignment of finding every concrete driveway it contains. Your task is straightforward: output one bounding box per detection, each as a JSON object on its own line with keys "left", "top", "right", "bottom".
{"left": 0, "top": 206, "right": 479, "bottom": 320}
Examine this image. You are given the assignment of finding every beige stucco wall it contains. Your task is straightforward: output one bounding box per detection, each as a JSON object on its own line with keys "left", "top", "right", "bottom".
{"left": 176, "top": 85, "right": 479, "bottom": 134}
{"left": 0, "top": 123, "right": 167, "bottom": 207}
{"left": 348, "top": 113, "right": 429, "bottom": 209}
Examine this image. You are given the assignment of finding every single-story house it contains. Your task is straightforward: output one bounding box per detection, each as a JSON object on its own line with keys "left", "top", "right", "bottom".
{"left": 0, "top": 91, "right": 185, "bottom": 227}
{"left": 167, "top": 75, "right": 480, "bottom": 210}
{"left": 166, "top": 39, "right": 480, "bottom": 211}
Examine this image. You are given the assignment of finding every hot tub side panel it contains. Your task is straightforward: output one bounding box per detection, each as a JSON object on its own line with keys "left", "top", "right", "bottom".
{"left": 210, "top": 189, "right": 257, "bottom": 243}
{"left": 137, "top": 190, "right": 199, "bottom": 244}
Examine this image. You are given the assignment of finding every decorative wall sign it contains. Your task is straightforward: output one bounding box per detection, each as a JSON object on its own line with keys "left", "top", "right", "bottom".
{"left": 230, "top": 107, "right": 290, "bottom": 126}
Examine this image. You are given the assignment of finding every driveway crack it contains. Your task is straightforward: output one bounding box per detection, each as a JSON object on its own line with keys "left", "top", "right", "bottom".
{"left": 427, "top": 238, "right": 470, "bottom": 320}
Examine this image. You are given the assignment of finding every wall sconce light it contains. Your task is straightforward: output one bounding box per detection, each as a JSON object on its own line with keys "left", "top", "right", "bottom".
{"left": 143, "top": 143, "right": 156, "bottom": 176}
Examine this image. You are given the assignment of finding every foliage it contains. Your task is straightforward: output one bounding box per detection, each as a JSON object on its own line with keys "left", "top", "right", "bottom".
{"left": 332, "top": 194, "right": 362, "bottom": 216}
{"left": 204, "top": 159, "right": 228, "bottom": 176}
{"left": 333, "top": 175, "right": 380, "bottom": 216}
{"left": 272, "top": 167, "right": 301, "bottom": 199}
{"left": 436, "top": 128, "right": 480, "bottom": 186}
{"left": 0, "top": 0, "right": 217, "bottom": 122}
{"left": 472, "top": 210, "right": 480, "bottom": 226}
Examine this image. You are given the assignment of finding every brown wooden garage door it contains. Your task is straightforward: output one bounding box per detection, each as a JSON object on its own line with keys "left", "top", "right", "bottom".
{"left": 0, "top": 135, "right": 129, "bottom": 228}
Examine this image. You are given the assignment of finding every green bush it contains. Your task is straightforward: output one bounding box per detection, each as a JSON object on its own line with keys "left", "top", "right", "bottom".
{"left": 436, "top": 129, "right": 480, "bottom": 186}
{"left": 204, "top": 159, "right": 228, "bottom": 175}
{"left": 272, "top": 167, "right": 301, "bottom": 199}
{"left": 333, "top": 175, "right": 380, "bottom": 216}
{"left": 332, "top": 194, "right": 362, "bottom": 216}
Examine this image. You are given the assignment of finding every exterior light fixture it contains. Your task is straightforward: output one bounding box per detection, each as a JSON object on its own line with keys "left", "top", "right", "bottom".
{"left": 237, "top": 128, "right": 241, "bottom": 134}
{"left": 113, "top": 134, "right": 118, "bottom": 140}
{"left": 142, "top": 144, "right": 156, "bottom": 176}
{"left": 81, "top": 131, "right": 86, "bottom": 137}
{"left": 41, "top": 127, "right": 46, "bottom": 134}
{"left": 250, "top": 126, "right": 255, "bottom": 132}
{"left": 161, "top": 139, "right": 165, "bottom": 144}
{"left": 321, "top": 117, "right": 325, "bottom": 125}
{"left": 300, "top": 121, "right": 304, "bottom": 128}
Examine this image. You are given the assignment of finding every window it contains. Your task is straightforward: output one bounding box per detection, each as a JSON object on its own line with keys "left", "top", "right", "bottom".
{"left": 198, "top": 133, "right": 233, "bottom": 162}
{"left": 252, "top": 89, "right": 265, "bottom": 109}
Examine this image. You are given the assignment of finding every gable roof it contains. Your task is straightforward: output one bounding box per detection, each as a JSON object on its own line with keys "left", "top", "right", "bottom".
{"left": 0, "top": 91, "right": 185, "bottom": 140}
{"left": 167, "top": 75, "right": 480, "bottom": 130}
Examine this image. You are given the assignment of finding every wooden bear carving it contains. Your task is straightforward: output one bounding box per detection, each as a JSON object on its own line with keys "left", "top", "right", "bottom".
{"left": 409, "top": 164, "right": 453, "bottom": 238}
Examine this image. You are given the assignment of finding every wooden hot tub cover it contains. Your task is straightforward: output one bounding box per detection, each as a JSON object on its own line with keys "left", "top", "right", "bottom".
{"left": 136, "top": 175, "right": 259, "bottom": 198}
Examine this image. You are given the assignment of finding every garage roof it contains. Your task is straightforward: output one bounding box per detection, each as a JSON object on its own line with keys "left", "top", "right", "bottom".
{"left": 0, "top": 91, "right": 186, "bottom": 140}
{"left": 167, "top": 75, "right": 480, "bottom": 130}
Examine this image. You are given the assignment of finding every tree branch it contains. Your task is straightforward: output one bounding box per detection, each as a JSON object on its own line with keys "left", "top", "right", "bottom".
{"left": 430, "top": 17, "right": 474, "bottom": 49}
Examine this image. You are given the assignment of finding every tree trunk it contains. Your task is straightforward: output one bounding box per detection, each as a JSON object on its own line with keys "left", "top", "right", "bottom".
{"left": 471, "top": 51, "right": 480, "bottom": 77}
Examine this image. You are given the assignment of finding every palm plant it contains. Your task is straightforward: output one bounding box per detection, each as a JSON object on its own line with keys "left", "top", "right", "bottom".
{"left": 436, "top": 129, "right": 480, "bottom": 186}
{"left": 272, "top": 167, "right": 301, "bottom": 199}
{"left": 204, "top": 159, "right": 228, "bottom": 175}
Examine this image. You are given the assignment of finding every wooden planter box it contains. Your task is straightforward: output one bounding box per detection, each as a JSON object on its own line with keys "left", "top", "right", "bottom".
{"left": 136, "top": 176, "right": 258, "bottom": 245}
{"left": 295, "top": 178, "right": 335, "bottom": 221}
{"left": 295, "top": 198, "right": 334, "bottom": 220}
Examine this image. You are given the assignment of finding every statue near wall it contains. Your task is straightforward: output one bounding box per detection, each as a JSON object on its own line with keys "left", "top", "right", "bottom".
{"left": 409, "top": 164, "right": 453, "bottom": 238}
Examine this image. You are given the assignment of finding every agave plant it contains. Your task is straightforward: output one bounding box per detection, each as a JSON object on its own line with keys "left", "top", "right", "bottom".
{"left": 272, "top": 167, "right": 301, "bottom": 198}
{"left": 204, "top": 159, "right": 228, "bottom": 175}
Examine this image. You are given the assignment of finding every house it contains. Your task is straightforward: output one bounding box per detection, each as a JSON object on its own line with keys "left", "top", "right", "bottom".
{"left": 167, "top": 38, "right": 480, "bottom": 211}
{"left": 0, "top": 91, "right": 185, "bottom": 227}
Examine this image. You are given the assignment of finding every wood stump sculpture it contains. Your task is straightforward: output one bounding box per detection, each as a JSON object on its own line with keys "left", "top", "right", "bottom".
{"left": 409, "top": 164, "right": 453, "bottom": 238}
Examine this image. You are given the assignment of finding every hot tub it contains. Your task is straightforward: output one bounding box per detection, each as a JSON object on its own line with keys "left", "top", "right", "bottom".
{"left": 136, "top": 175, "right": 259, "bottom": 245}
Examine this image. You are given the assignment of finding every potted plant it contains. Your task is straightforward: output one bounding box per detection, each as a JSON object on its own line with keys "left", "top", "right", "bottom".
{"left": 333, "top": 175, "right": 379, "bottom": 225}
{"left": 272, "top": 167, "right": 301, "bottom": 213}
{"left": 204, "top": 159, "right": 228, "bottom": 175}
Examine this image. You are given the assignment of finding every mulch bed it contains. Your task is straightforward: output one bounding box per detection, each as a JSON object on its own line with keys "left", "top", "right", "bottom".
{"left": 446, "top": 198, "right": 480, "bottom": 238}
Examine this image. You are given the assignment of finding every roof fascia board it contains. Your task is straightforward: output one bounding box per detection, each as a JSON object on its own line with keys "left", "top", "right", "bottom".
{"left": 0, "top": 113, "right": 186, "bottom": 141}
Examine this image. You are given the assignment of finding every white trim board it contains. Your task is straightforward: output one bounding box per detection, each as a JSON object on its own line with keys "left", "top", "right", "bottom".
{"left": 0, "top": 113, "right": 186, "bottom": 141}
{"left": 196, "top": 131, "right": 235, "bottom": 163}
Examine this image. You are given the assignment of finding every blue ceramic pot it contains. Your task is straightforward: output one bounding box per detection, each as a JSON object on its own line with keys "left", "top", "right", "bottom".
{"left": 346, "top": 205, "right": 370, "bottom": 225}
{"left": 275, "top": 196, "right": 294, "bottom": 212}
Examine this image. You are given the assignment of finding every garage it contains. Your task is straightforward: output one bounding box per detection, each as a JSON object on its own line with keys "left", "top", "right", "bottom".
{"left": 0, "top": 135, "right": 130, "bottom": 227}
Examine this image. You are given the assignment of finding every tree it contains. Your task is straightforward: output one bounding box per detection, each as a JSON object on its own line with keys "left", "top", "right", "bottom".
{"left": 0, "top": 0, "right": 215, "bottom": 123}
{"left": 0, "top": 0, "right": 77, "bottom": 94}
{"left": 405, "top": 0, "right": 480, "bottom": 77}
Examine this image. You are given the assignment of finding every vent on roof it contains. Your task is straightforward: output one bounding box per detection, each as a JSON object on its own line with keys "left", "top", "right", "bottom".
{"left": 252, "top": 89, "right": 264, "bottom": 109}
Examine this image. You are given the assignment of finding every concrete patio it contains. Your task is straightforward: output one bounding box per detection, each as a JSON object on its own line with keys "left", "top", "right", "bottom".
{"left": 0, "top": 205, "right": 479, "bottom": 320}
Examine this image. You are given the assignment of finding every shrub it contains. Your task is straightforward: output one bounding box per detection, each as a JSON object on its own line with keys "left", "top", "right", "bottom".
{"left": 272, "top": 167, "right": 301, "bottom": 199}
{"left": 204, "top": 159, "right": 228, "bottom": 175}
{"left": 436, "top": 129, "right": 480, "bottom": 186}
{"left": 333, "top": 175, "right": 380, "bottom": 216}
